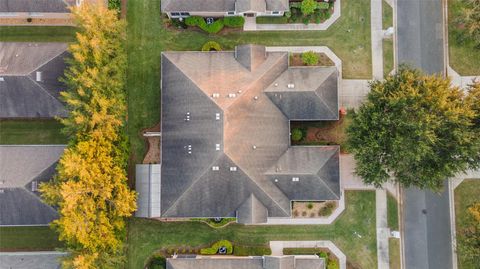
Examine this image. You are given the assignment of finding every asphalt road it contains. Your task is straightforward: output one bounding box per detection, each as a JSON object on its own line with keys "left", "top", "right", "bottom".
{"left": 396, "top": 0, "right": 453, "bottom": 268}
{"left": 397, "top": 0, "right": 445, "bottom": 74}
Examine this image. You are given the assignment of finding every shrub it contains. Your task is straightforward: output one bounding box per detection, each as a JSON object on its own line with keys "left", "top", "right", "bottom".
{"left": 202, "top": 41, "right": 222, "bottom": 51}
{"left": 318, "top": 2, "right": 330, "bottom": 9}
{"left": 223, "top": 16, "right": 245, "bottom": 27}
{"left": 303, "top": 17, "right": 310, "bottom": 25}
{"left": 301, "top": 0, "right": 317, "bottom": 15}
{"left": 327, "top": 259, "right": 339, "bottom": 269}
{"left": 318, "top": 251, "right": 329, "bottom": 263}
{"left": 148, "top": 255, "right": 166, "bottom": 269}
{"left": 318, "top": 202, "right": 335, "bottom": 216}
{"left": 291, "top": 128, "right": 304, "bottom": 141}
{"left": 302, "top": 51, "right": 319, "bottom": 66}
{"left": 185, "top": 16, "right": 204, "bottom": 26}
{"left": 26, "top": 18, "right": 32, "bottom": 22}
{"left": 285, "top": 11, "right": 292, "bottom": 18}
{"left": 307, "top": 202, "right": 314, "bottom": 209}
{"left": 233, "top": 245, "right": 272, "bottom": 256}
{"left": 108, "top": 0, "right": 121, "bottom": 11}
{"left": 200, "top": 240, "right": 233, "bottom": 255}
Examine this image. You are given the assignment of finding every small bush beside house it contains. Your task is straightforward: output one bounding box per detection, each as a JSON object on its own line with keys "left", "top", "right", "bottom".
{"left": 223, "top": 16, "right": 245, "bottom": 27}
{"left": 302, "top": 51, "right": 320, "bottom": 66}
{"left": 301, "top": 0, "right": 318, "bottom": 15}
{"left": 202, "top": 41, "right": 222, "bottom": 51}
{"left": 185, "top": 16, "right": 225, "bottom": 34}
{"left": 200, "top": 240, "right": 233, "bottom": 255}
{"left": 291, "top": 128, "right": 304, "bottom": 141}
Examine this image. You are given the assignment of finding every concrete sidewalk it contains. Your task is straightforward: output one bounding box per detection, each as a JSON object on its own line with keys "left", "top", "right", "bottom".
{"left": 376, "top": 189, "right": 390, "bottom": 269}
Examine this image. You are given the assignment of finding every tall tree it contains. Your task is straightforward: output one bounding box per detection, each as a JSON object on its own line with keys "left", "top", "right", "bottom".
{"left": 347, "top": 67, "right": 479, "bottom": 190}
{"left": 40, "top": 3, "right": 135, "bottom": 268}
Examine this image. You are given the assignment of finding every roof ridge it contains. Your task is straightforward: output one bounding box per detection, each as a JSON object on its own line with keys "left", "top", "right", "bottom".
{"left": 23, "top": 45, "right": 68, "bottom": 76}
{"left": 224, "top": 151, "right": 291, "bottom": 216}
{"left": 19, "top": 187, "right": 58, "bottom": 216}
{"left": 312, "top": 70, "right": 338, "bottom": 119}
{"left": 26, "top": 76, "right": 66, "bottom": 106}
{"left": 315, "top": 147, "right": 340, "bottom": 199}
{"left": 224, "top": 52, "right": 288, "bottom": 111}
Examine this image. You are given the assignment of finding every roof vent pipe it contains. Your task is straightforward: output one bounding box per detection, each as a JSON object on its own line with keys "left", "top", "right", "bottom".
{"left": 35, "top": 71, "right": 42, "bottom": 82}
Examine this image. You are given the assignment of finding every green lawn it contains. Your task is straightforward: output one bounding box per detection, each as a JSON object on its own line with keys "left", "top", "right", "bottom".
{"left": 0, "top": 226, "right": 63, "bottom": 251}
{"left": 126, "top": 191, "right": 377, "bottom": 269}
{"left": 0, "top": 26, "right": 77, "bottom": 42}
{"left": 382, "top": 0, "right": 394, "bottom": 77}
{"left": 389, "top": 238, "right": 401, "bottom": 269}
{"left": 383, "top": 39, "right": 394, "bottom": 77}
{"left": 0, "top": 120, "right": 68, "bottom": 144}
{"left": 126, "top": 0, "right": 372, "bottom": 162}
{"left": 387, "top": 192, "right": 399, "bottom": 230}
{"left": 448, "top": 0, "right": 480, "bottom": 75}
{"left": 382, "top": 0, "right": 393, "bottom": 29}
{"left": 454, "top": 179, "right": 480, "bottom": 269}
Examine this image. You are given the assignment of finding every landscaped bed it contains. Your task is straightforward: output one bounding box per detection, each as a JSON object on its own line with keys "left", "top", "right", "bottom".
{"left": 126, "top": 191, "right": 377, "bottom": 269}
{"left": 290, "top": 111, "right": 352, "bottom": 150}
{"left": 290, "top": 52, "right": 335, "bottom": 66}
{"left": 292, "top": 201, "right": 337, "bottom": 218}
{"left": 257, "top": 0, "right": 335, "bottom": 25}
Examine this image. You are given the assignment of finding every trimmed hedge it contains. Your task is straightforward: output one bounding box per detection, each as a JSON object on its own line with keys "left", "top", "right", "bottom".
{"left": 185, "top": 16, "right": 224, "bottom": 34}
{"left": 200, "top": 240, "right": 233, "bottom": 255}
{"left": 223, "top": 16, "right": 245, "bottom": 27}
{"left": 233, "top": 245, "right": 272, "bottom": 256}
{"left": 201, "top": 41, "right": 222, "bottom": 52}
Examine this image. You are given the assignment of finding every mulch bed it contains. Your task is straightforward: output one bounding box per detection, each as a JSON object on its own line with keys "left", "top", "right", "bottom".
{"left": 290, "top": 52, "right": 335, "bottom": 67}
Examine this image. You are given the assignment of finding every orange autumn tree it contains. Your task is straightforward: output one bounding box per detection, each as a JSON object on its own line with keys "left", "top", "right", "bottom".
{"left": 40, "top": 3, "right": 136, "bottom": 269}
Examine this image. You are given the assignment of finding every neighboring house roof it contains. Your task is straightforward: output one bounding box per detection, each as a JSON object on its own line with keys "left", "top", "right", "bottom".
{"left": 166, "top": 256, "right": 325, "bottom": 269}
{"left": 0, "top": 145, "right": 65, "bottom": 226}
{"left": 0, "top": 0, "right": 70, "bottom": 13}
{"left": 160, "top": 45, "right": 340, "bottom": 222}
{"left": 0, "top": 42, "right": 68, "bottom": 118}
{"left": 236, "top": 193, "right": 268, "bottom": 224}
{"left": 0, "top": 252, "right": 64, "bottom": 269}
{"left": 161, "top": 0, "right": 288, "bottom": 13}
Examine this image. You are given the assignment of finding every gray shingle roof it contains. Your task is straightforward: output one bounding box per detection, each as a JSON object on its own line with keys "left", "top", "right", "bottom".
{"left": 0, "top": 42, "right": 68, "bottom": 118}
{"left": 236, "top": 0, "right": 266, "bottom": 13}
{"left": 0, "top": 0, "right": 69, "bottom": 13}
{"left": 0, "top": 145, "right": 65, "bottom": 226}
{"left": 236, "top": 193, "right": 268, "bottom": 224}
{"left": 161, "top": 0, "right": 288, "bottom": 12}
{"left": 0, "top": 252, "right": 64, "bottom": 269}
{"left": 265, "top": 67, "right": 339, "bottom": 120}
{"left": 167, "top": 256, "right": 325, "bottom": 269}
{"left": 160, "top": 46, "right": 340, "bottom": 222}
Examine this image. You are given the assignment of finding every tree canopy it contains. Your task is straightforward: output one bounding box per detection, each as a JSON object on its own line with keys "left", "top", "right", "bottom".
{"left": 347, "top": 67, "right": 480, "bottom": 190}
{"left": 40, "top": 3, "right": 136, "bottom": 268}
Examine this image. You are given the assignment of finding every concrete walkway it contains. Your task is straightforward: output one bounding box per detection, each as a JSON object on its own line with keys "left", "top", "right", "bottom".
{"left": 269, "top": 240, "right": 347, "bottom": 269}
{"left": 376, "top": 189, "right": 390, "bottom": 269}
{"left": 244, "top": 0, "right": 341, "bottom": 31}
{"left": 371, "top": 0, "right": 384, "bottom": 80}
{"left": 447, "top": 65, "right": 479, "bottom": 90}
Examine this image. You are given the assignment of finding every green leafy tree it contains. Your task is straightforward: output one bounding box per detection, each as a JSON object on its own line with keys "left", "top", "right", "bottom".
{"left": 301, "top": 51, "right": 319, "bottom": 66}
{"left": 347, "top": 67, "right": 479, "bottom": 190}
{"left": 301, "top": 0, "right": 317, "bottom": 15}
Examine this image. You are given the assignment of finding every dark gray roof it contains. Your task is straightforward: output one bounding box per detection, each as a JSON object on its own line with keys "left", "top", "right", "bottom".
{"left": 235, "top": 45, "right": 267, "bottom": 71}
{"left": 161, "top": 0, "right": 288, "bottom": 12}
{"left": 160, "top": 46, "right": 340, "bottom": 222}
{"left": 167, "top": 256, "right": 325, "bottom": 269}
{"left": 0, "top": 0, "right": 70, "bottom": 13}
{"left": 267, "top": 146, "right": 340, "bottom": 200}
{"left": 265, "top": 67, "right": 339, "bottom": 120}
{"left": 0, "top": 145, "right": 65, "bottom": 226}
{"left": 236, "top": 193, "right": 268, "bottom": 224}
{"left": 0, "top": 42, "right": 68, "bottom": 118}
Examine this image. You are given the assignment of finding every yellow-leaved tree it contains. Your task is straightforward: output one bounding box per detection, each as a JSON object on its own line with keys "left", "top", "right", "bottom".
{"left": 40, "top": 3, "right": 135, "bottom": 268}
